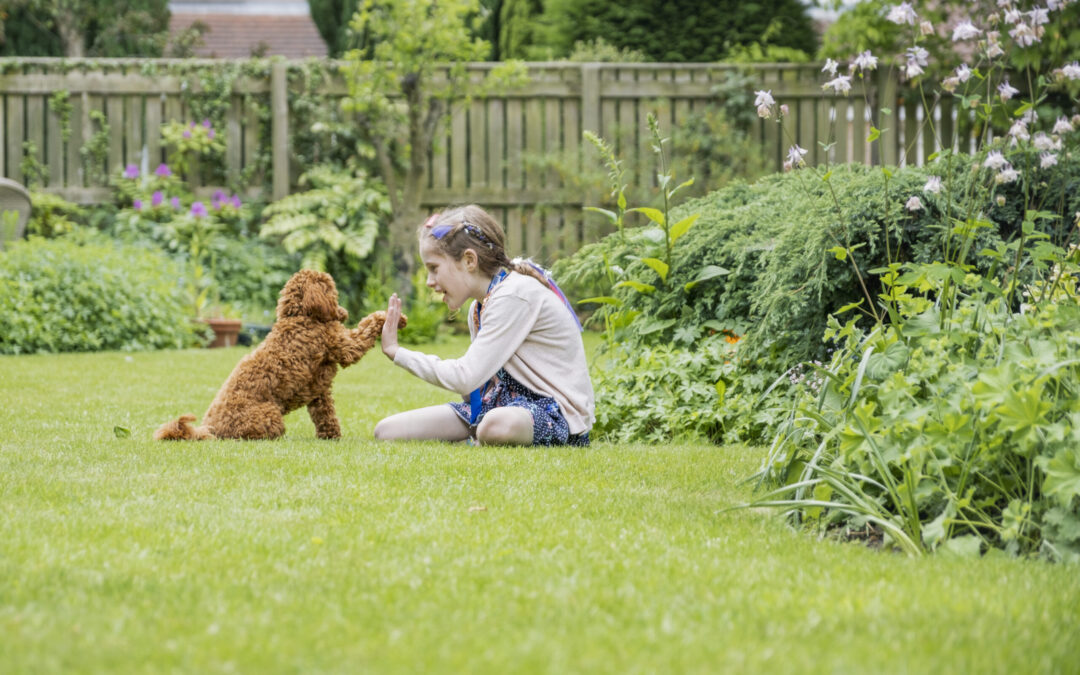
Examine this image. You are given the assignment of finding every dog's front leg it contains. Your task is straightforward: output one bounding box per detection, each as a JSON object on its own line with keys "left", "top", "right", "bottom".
{"left": 336, "top": 310, "right": 406, "bottom": 366}
{"left": 308, "top": 394, "right": 341, "bottom": 439}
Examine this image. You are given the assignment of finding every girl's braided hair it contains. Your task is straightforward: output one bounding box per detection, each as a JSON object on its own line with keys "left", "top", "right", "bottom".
{"left": 418, "top": 204, "right": 547, "bottom": 286}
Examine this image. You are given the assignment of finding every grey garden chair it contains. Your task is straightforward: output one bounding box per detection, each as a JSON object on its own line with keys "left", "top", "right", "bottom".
{"left": 0, "top": 177, "right": 32, "bottom": 249}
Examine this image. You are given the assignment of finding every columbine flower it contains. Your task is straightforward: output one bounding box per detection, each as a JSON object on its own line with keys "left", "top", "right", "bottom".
{"left": 956, "top": 64, "right": 972, "bottom": 83}
{"left": 986, "top": 32, "right": 1005, "bottom": 58}
{"left": 822, "top": 59, "right": 839, "bottom": 76}
{"left": 887, "top": 2, "right": 917, "bottom": 25}
{"left": 1004, "top": 8, "right": 1022, "bottom": 24}
{"left": 787, "top": 144, "right": 808, "bottom": 168}
{"left": 170, "top": 196, "right": 181, "bottom": 209}
{"left": 905, "top": 47, "right": 929, "bottom": 78}
{"left": 823, "top": 75, "right": 852, "bottom": 94}
{"left": 1061, "top": 62, "right": 1080, "bottom": 80}
{"left": 151, "top": 190, "right": 163, "bottom": 207}
{"left": 984, "top": 150, "right": 1008, "bottom": 170}
{"left": 906, "top": 195, "right": 924, "bottom": 211}
{"left": 190, "top": 201, "right": 208, "bottom": 218}
{"left": 124, "top": 164, "right": 139, "bottom": 179}
{"left": 1010, "top": 23, "right": 1038, "bottom": 48}
{"left": 998, "top": 80, "right": 1020, "bottom": 101}
{"left": 941, "top": 76, "right": 961, "bottom": 92}
{"left": 1028, "top": 8, "right": 1049, "bottom": 25}
{"left": 953, "top": 20, "right": 981, "bottom": 41}
{"left": 1053, "top": 116, "right": 1073, "bottom": 134}
{"left": 920, "top": 20, "right": 935, "bottom": 36}
{"left": 755, "top": 90, "right": 775, "bottom": 119}
{"left": 1008, "top": 120, "right": 1030, "bottom": 142}
{"left": 1033, "top": 132, "right": 1059, "bottom": 151}
{"left": 1040, "top": 152, "right": 1058, "bottom": 169}
{"left": 155, "top": 163, "right": 172, "bottom": 177}
{"left": 924, "top": 176, "right": 942, "bottom": 194}
{"left": 132, "top": 199, "right": 143, "bottom": 210}
{"left": 780, "top": 104, "right": 790, "bottom": 117}
{"left": 852, "top": 50, "right": 878, "bottom": 72}
{"left": 996, "top": 166, "right": 1020, "bottom": 184}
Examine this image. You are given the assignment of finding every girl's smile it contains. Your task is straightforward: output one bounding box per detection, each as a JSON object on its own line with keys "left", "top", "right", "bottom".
{"left": 419, "top": 239, "right": 490, "bottom": 311}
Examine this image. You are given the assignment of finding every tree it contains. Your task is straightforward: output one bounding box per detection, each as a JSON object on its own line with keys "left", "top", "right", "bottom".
{"left": 0, "top": 0, "right": 170, "bottom": 57}
{"left": 341, "top": 0, "right": 526, "bottom": 289}
{"left": 527, "top": 0, "right": 817, "bottom": 62}
{"left": 308, "top": 0, "right": 361, "bottom": 58}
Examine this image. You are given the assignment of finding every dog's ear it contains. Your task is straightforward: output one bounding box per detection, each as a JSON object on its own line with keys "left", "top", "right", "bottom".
{"left": 302, "top": 275, "right": 341, "bottom": 322}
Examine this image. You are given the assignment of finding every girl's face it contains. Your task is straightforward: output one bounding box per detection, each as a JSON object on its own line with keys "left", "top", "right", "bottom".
{"left": 420, "top": 239, "right": 486, "bottom": 311}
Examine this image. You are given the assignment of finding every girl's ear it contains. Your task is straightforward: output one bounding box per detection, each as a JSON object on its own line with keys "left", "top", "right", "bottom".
{"left": 462, "top": 248, "right": 478, "bottom": 272}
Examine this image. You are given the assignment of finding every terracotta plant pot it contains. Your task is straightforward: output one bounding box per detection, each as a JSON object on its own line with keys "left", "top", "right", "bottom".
{"left": 201, "top": 318, "right": 243, "bottom": 348}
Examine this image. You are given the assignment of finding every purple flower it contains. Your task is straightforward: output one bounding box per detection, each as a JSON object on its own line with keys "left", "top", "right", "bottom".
{"left": 208, "top": 128, "right": 216, "bottom": 140}
{"left": 182, "top": 130, "right": 192, "bottom": 139}
{"left": 230, "top": 195, "right": 242, "bottom": 208}
{"left": 189, "top": 121, "right": 197, "bottom": 129}
{"left": 151, "top": 191, "right": 164, "bottom": 207}
{"left": 124, "top": 164, "right": 139, "bottom": 179}
{"left": 155, "top": 163, "right": 172, "bottom": 177}
{"left": 202, "top": 118, "right": 212, "bottom": 129}
{"left": 133, "top": 199, "right": 143, "bottom": 210}
{"left": 190, "top": 201, "right": 208, "bottom": 218}
{"left": 213, "top": 189, "right": 227, "bottom": 202}
{"left": 170, "top": 196, "right": 181, "bottom": 209}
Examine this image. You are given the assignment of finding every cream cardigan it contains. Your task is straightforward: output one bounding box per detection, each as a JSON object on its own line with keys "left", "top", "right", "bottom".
{"left": 393, "top": 271, "right": 595, "bottom": 434}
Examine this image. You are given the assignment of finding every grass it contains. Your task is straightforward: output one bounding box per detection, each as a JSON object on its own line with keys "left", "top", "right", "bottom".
{"left": 2, "top": 337, "right": 1079, "bottom": 674}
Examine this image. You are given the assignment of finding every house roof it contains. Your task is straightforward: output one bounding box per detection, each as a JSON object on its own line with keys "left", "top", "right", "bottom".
{"left": 169, "top": 0, "right": 328, "bottom": 59}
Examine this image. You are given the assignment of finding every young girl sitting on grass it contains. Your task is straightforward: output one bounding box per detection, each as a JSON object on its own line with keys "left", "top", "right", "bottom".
{"left": 374, "top": 204, "right": 594, "bottom": 446}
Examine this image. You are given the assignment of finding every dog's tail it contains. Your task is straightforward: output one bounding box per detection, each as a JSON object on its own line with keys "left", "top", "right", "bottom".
{"left": 154, "top": 414, "right": 214, "bottom": 441}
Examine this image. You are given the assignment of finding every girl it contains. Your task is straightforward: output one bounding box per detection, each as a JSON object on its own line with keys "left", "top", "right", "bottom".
{"left": 375, "top": 205, "right": 594, "bottom": 446}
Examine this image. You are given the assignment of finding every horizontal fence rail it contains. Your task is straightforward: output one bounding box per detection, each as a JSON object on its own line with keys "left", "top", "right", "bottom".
{"left": 0, "top": 58, "right": 983, "bottom": 261}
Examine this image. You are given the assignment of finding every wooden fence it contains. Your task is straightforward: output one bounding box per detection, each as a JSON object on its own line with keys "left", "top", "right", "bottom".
{"left": 0, "top": 58, "right": 983, "bottom": 261}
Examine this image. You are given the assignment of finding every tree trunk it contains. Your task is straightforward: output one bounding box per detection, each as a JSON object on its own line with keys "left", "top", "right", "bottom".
{"left": 55, "top": 12, "right": 85, "bottom": 58}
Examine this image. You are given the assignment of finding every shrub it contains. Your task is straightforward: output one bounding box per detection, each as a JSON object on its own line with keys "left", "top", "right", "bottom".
{"left": 0, "top": 232, "right": 203, "bottom": 354}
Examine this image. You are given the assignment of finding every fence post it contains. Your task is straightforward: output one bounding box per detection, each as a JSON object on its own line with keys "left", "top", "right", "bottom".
{"left": 271, "top": 61, "right": 289, "bottom": 201}
{"left": 877, "top": 68, "right": 900, "bottom": 167}
{"left": 580, "top": 63, "right": 603, "bottom": 241}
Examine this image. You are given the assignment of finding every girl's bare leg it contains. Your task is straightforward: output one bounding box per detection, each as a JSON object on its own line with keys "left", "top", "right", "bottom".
{"left": 475, "top": 407, "right": 534, "bottom": 446}
{"left": 373, "top": 405, "right": 471, "bottom": 442}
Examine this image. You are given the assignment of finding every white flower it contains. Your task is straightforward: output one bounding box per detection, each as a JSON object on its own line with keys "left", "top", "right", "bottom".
{"left": 956, "top": 64, "right": 972, "bottom": 83}
{"left": 787, "top": 145, "right": 808, "bottom": 168}
{"left": 887, "top": 2, "right": 918, "bottom": 25}
{"left": 852, "top": 50, "right": 878, "bottom": 72}
{"left": 1008, "top": 120, "right": 1030, "bottom": 141}
{"left": 996, "top": 0, "right": 1011, "bottom": 7}
{"left": 905, "top": 63, "right": 925, "bottom": 78}
{"left": 924, "top": 176, "right": 942, "bottom": 194}
{"left": 905, "top": 46, "right": 929, "bottom": 78}
{"left": 1033, "top": 132, "right": 1059, "bottom": 151}
{"left": 1028, "top": 8, "right": 1049, "bottom": 25}
{"left": 757, "top": 104, "right": 772, "bottom": 119}
{"left": 1047, "top": 0, "right": 1061, "bottom": 9}
{"left": 906, "top": 195, "right": 924, "bottom": 211}
{"left": 920, "top": 20, "right": 935, "bottom": 36}
{"left": 824, "top": 75, "right": 852, "bottom": 94}
{"left": 1004, "top": 8, "right": 1022, "bottom": 24}
{"left": 984, "top": 150, "right": 1008, "bottom": 170}
{"left": 953, "top": 20, "right": 982, "bottom": 41}
{"left": 754, "top": 90, "right": 775, "bottom": 108}
{"left": 996, "top": 166, "right": 1020, "bottom": 184}
{"left": 986, "top": 31, "right": 1005, "bottom": 58}
{"left": 780, "top": 104, "right": 790, "bottom": 117}
{"left": 941, "top": 76, "right": 961, "bottom": 92}
{"left": 822, "top": 59, "right": 839, "bottom": 76}
{"left": 998, "top": 80, "right": 1020, "bottom": 101}
{"left": 1010, "top": 23, "right": 1039, "bottom": 48}
{"left": 1062, "top": 62, "right": 1080, "bottom": 80}
{"left": 1040, "top": 152, "right": 1058, "bottom": 169}
{"left": 1053, "top": 116, "right": 1073, "bottom": 134}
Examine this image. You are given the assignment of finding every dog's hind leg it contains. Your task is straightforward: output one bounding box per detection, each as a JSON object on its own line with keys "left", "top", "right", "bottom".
{"left": 307, "top": 394, "right": 341, "bottom": 439}
{"left": 214, "top": 402, "right": 286, "bottom": 440}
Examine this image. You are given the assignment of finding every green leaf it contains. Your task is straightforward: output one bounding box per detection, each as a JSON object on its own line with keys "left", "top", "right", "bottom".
{"left": 866, "top": 126, "right": 881, "bottom": 143}
{"left": 577, "top": 296, "right": 620, "bottom": 306}
{"left": 684, "top": 265, "right": 730, "bottom": 292}
{"left": 614, "top": 280, "right": 656, "bottom": 294}
{"left": 635, "top": 317, "right": 676, "bottom": 335}
{"left": 629, "top": 207, "right": 665, "bottom": 226}
{"left": 715, "top": 379, "right": 726, "bottom": 404}
{"left": 584, "top": 206, "right": 618, "bottom": 224}
{"left": 1038, "top": 446, "right": 1080, "bottom": 508}
{"left": 113, "top": 426, "right": 131, "bottom": 439}
{"left": 639, "top": 257, "right": 669, "bottom": 282}
{"left": 939, "top": 535, "right": 982, "bottom": 558}
{"left": 835, "top": 299, "right": 864, "bottom": 315}
{"left": 827, "top": 246, "right": 848, "bottom": 262}
{"left": 669, "top": 213, "right": 700, "bottom": 245}
{"left": 866, "top": 341, "right": 910, "bottom": 380}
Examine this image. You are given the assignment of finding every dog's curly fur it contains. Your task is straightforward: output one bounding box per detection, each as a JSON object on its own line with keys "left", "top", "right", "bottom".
{"left": 155, "top": 269, "right": 404, "bottom": 441}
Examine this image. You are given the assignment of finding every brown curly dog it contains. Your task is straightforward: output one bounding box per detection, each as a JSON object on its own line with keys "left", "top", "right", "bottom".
{"left": 155, "top": 269, "right": 405, "bottom": 441}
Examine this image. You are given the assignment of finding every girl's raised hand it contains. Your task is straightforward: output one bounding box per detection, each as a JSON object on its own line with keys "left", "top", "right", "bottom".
{"left": 381, "top": 293, "right": 402, "bottom": 360}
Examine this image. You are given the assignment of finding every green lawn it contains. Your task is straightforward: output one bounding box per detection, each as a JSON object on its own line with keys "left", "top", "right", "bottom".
{"left": 2, "top": 338, "right": 1078, "bottom": 674}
